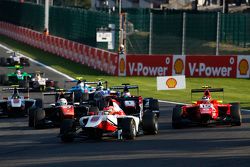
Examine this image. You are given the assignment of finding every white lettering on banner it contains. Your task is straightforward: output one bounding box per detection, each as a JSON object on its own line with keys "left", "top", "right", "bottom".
{"left": 188, "top": 63, "right": 232, "bottom": 77}
{"left": 128, "top": 62, "right": 168, "bottom": 76}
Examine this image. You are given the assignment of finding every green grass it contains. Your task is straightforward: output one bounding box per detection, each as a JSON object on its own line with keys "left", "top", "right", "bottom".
{"left": 0, "top": 34, "right": 250, "bottom": 109}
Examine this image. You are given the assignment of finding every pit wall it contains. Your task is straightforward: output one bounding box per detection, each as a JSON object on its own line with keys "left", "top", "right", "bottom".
{"left": 0, "top": 21, "right": 249, "bottom": 78}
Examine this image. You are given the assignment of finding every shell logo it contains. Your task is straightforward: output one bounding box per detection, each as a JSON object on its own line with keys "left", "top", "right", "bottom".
{"left": 174, "top": 58, "right": 184, "bottom": 74}
{"left": 119, "top": 57, "right": 125, "bottom": 74}
{"left": 166, "top": 78, "right": 177, "bottom": 88}
{"left": 239, "top": 59, "right": 249, "bottom": 75}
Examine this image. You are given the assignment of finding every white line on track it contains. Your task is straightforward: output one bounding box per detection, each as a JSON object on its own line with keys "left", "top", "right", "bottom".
{"left": 0, "top": 43, "right": 249, "bottom": 112}
{"left": 0, "top": 44, "right": 74, "bottom": 80}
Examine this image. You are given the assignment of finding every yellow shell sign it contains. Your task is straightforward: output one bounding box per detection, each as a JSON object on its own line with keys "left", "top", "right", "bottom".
{"left": 166, "top": 78, "right": 177, "bottom": 88}
{"left": 239, "top": 59, "right": 249, "bottom": 75}
{"left": 174, "top": 58, "right": 184, "bottom": 74}
{"left": 119, "top": 57, "right": 125, "bottom": 74}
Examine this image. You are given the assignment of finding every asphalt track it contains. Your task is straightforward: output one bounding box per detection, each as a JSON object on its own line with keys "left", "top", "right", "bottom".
{"left": 0, "top": 46, "right": 250, "bottom": 167}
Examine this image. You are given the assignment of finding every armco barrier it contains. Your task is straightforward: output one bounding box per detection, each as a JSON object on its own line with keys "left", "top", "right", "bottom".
{"left": 0, "top": 21, "right": 118, "bottom": 76}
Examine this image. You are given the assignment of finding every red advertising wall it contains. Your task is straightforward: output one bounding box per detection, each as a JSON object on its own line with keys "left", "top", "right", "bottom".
{"left": 185, "top": 55, "right": 237, "bottom": 78}
{"left": 126, "top": 55, "right": 172, "bottom": 76}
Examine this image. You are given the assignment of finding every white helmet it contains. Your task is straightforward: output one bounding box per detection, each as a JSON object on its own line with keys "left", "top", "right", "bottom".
{"left": 17, "top": 70, "right": 21, "bottom": 75}
{"left": 201, "top": 96, "right": 210, "bottom": 102}
{"left": 123, "top": 92, "right": 131, "bottom": 98}
{"left": 57, "top": 98, "right": 67, "bottom": 106}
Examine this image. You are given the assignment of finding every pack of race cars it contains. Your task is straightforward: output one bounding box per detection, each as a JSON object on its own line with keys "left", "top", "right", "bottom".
{"left": 0, "top": 52, "right": 243, "bottom": 143}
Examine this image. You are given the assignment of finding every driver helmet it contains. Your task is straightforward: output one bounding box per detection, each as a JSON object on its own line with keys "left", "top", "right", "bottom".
{"left": 123, "top": 92, "right": 131, "bottom": 98}
{"left": 57, "top": 98, "right": 67, "bottom": 106}
{"left": 17, "top": 70, "right": 21, "bottom": 75}
{"left": 201, "top": 96, "right": 210, "bottom": 102}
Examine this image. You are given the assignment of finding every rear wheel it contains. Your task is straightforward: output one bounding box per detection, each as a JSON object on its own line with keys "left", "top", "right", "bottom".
{"left": 121, "top": 118, "right": 137, "bottom": 140}
{"left": 172, "top": 105, "right": 183, "bottom": 129}
{"left": 60, "top": 119, "right": 76, "bottom": 142}
{"left": 35, "top": 98, "right": 43, "bottom": 108}
{"left": 28, "top": 108, "right": 35, "bottom": 127}
{"left": 0, "top": 57, "right": 6, "bottom": 66}
{"left": 230, "top": 103, "right": 242, "bottom": 126}
{"left": 34, "top": 108, "right": 45, "bottom": 129}
{"left": 142, "top": 112, "right": 158, "bottom": 134}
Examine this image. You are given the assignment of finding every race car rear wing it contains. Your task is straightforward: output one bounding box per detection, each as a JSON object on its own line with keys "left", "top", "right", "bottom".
{"left": 191, "top": 87, "right": 224, "bottom": 102}
{"left": 42, "top": 91, "right": 74, "bottom": 107}
{"left": 64, "top": 80, "right": 108, "bottom": 90}
{"left": 191, "top": 88, "right": 224, "bottom": 93}
{"left": 110, "top": 84, "right": 139, "bottom": 95}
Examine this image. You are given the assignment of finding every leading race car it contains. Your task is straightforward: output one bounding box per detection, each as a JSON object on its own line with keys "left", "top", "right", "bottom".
{"left": 0, "top": 86, "right": 36, "bottom": 117}
{"left": 0, "top": 65, "right": 32, "bottom": 88}
{"left": 172, "top": 86, "right": 242, "bottom": 128}
{"left": 29, "top": 90, "right": 89, "bottom": 129}
{"left": 59, "top": 96, "right": 158, "bottom": 142}
{"left": 0, "top": 51, "right": 30, "bottom": 66}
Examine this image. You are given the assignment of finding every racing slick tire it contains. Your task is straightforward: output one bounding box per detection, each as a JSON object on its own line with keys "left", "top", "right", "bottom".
{"left": 230, "top": 103, "right": 242, "bottom": 126}
{"left": 0, "top": 57, "right": 6, "bottom": 66}
{"left": 149, "top": 99, "right": 159, "bottom": 111}
{"left": 19, "top": 80, "right": 29, "bottom": 89}
{"left": 35, "top": 98, "right": 43, "bottom": 108}
{"left": 34, "top": 108, "right": 45, "bottom": 129}
{"left": 142, "top": 111, "right": 158, "bottom": 135}
{"left": 121, "top": 118, "right": 137, "bottom": 140}
{"left": 60, "top": 119, "right": 76, "bottom": 142}
{"left": 172, "top": 105, "right": 183, "bottom": 129}
{"left": 0, "top": 74, "right": 8, "bottom": 85}
{"left": 28, "top": 108, "right": 35, "bottom": 127}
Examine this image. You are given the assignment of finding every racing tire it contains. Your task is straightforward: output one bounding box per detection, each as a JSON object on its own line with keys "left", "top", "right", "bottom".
{"left": 34, "top": 108, "right": 45, "bottom": 129}
{"left": 0, "top": 75, "right": 8, "bottom": 85}
{"left": 149, "top": 99, "right": 159, "bottom": 111}
{"left": 172, "top": 105, "right": 183, "bottom": 129}
{"left": 28, "top": 108, "right": 35, "bottom": 127}
{"left": 0, "top": 57, "right": 6, "bottom": 66}
{"left": 142, "top": 111, "right": 158, "bottom": 135}
{"left": 0, "top": 74, "right": 3, "bottom": 85}
{"left": 230, "top": 103, "right": 242, "bottom": 126}
{"left": 60, "top": 119, "right": 76, "bottom": 142}
{"left": 35, "top": 98, "right": 43, "bottom": 108}
{"left": 19, "top": 80, "right": 28, "bottom": 89}
{"left": 121, "top": 118, "right": 137, "bottom": 140}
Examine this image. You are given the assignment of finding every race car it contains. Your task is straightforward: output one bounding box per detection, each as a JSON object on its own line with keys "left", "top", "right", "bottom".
{"left": 0, "top": 86, "right": 36, "bottom": 117}
{"left": 29, "top": 71, "right": 58, "bottom": 91}
{"left": 29, "top": 90, "right": 89, "bottom": 129}
{"left": 0, "top": 65, "right": 32, "bottom": 88}
{"left": 110, "top": 84, "right": 160, "bottom": 118}
{"left": 0, "top": 51, "right": 30, "bottom": 66}
{"left": 64, "top": 78, "right": 109, "bottom": 103}
{"left": 172, "top": 86, "right": 242, "bottom": 128}
{"left": 59, "top": 96, "right": 158, "bottom": 142}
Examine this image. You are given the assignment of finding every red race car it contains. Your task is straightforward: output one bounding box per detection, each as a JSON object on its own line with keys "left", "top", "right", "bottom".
{"left": 172, "top": 86, "right": 242, "bottom": 128}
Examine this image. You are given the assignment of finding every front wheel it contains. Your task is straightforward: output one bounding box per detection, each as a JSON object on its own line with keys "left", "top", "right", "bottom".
{"left": 142, "top": 112, "right": 158, "bottom": 135}
{"left": 60, "top": 119, "right": 76, "bottom": 142}
{"left": 121, "top": 118, "right": 137, "bottom": 140}
{"left": 230, "top": 103, "right": 242, "bottom": 126}
{"left": 172, "top": 105, "right": 183, "bottom": 129}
